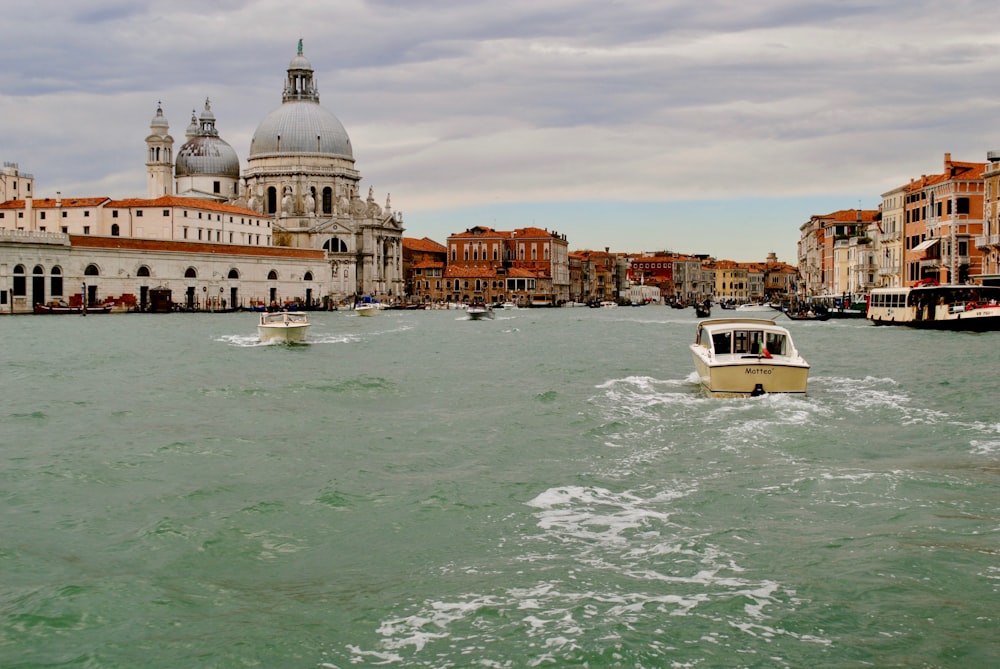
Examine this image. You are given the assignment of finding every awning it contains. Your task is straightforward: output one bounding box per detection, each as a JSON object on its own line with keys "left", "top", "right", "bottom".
{"left": 913, "top": 238, "right": 940, "bottom": 252}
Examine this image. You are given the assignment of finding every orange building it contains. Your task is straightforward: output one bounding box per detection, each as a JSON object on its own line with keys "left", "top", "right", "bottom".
{"left": 403, "top": 236, "right": 447, "bottom": 303}
{"left": 903, "top": 153, "right": 986, "bottom": 285}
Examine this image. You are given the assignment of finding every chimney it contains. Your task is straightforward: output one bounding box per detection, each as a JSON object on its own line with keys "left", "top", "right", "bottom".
{"left": 56, "top": 191, "right": 62, "bottom": 207}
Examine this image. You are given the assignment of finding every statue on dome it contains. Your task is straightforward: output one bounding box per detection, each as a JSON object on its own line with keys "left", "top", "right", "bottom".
{"left": 303, "top": 188, "right": 316, "bottom": 215}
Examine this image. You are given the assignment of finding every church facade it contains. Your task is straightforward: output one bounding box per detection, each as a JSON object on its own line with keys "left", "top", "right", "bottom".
{"left": 0, "top": 42, "right": 405, "bottom": 313}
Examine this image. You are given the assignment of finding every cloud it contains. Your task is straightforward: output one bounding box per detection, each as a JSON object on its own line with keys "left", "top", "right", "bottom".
{"left": 3, "top": 0, "right": 1000, "bottom": 260}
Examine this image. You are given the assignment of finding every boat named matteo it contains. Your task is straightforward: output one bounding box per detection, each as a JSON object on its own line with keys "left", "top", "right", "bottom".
{"left": 867, "top": 282, "right": 1000, "bottom": 331}
{"left": 690, "top": 318, "right": 810, "bottom": 397}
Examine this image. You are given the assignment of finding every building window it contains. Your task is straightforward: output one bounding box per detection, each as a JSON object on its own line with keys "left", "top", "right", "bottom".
{"left": 12, "top": 265, "right": 25, "bottom": 296}
{"left": 84, "top": 211, "right": 89, "bottom": 217}
{"left": 112, "top": 210, "right": 119, "bottom": 218}
{"left": 137, "top": 210, "right": 143, "bottom": 217}
{"left": 40, "top": 212, "right": 46, "bottom": 220}
{"left": 111, "top": 223, "right": 120, "bottom": 236}
{"left": 213, "top": 181, "right": 221, "bottom": 194}
{"left": 83, "top": 226, "right": 90, "bottom": 234}
{"left": 163, "top": 210, "right": 169, "bottom": 216}
{"left": 51, "top": 266, "right": 63, "bottom": 296}
{"left": 62, "top": 211, "right": 67, "bottom": 218}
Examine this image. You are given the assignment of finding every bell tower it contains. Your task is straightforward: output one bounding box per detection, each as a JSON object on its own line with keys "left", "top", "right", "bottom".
{"left": 145, "top": 102, "right": 174, "bottom": 197}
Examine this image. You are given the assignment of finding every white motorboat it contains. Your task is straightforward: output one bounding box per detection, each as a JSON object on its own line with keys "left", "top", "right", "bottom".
{"left": 734, "top": 303, "right": 774, "bottom": 312}
{"left": 689, "top": 317, "right": 810, "bottom": 397}
{"left": 258, "top": 311, "right": 310, "bottom": 343}
{"left": 466, "top": 303, "right": 495, "bottom": 320}
{"left": 354, "top": 297, "right": 383, "bottom": 316}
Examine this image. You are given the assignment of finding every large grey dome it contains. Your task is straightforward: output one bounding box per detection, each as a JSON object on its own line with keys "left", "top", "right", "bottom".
{"left": 249, "top": 101, "right": 352, "bottom": 159}
{"left": 248, "top": 40, "right": 353, "bottom": 160}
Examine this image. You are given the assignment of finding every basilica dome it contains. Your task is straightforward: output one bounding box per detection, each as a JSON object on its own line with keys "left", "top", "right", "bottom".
{"left": 175, "top": 99, "right": 240, "bottom": 179}
{"left": 248, "top": 40, "right": 353, "bottom": 160}
{"left": 249, "top": 102, "right": 352, "bottom": 159}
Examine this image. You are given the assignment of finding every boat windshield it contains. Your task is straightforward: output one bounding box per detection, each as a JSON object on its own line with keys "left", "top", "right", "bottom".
{"left": 710, "top": 329, "right": 786, "bottom": 355}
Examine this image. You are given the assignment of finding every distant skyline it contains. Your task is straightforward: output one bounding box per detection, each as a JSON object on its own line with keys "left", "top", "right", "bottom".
{"left": 3, "top": 1, "right": 1000, "bottom": 262}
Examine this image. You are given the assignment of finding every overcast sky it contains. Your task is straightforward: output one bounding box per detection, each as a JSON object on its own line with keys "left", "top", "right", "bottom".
{"left": 3, "top": 0, "right": 999, "bottom": 262}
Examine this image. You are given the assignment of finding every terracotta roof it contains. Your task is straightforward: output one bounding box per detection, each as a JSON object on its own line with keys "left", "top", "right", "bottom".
{"left": 69, "top": 235, "right": 324, "bottom": 259}
{"left": 505, "top": 266, "right": 542, "bottom": 278}
{"left": 0, "top": 197, "right": 109, "bottom": 209}
{"left": 109, "top": 195, "right": 264, "bottom": 217}
{"left": 412, "top": 259, "right": 444, "bottom": 269}
{"left": 1, "top": 195, "right": 266, "bottom": 218}
{"left": 403, "top": 236, "right": 447, "bottom": 253}
{"left": 511, "top": 226, "right": 559, "bottom": 238}
{"left": 443, "top": 265, "right": 497, "bottom": 278}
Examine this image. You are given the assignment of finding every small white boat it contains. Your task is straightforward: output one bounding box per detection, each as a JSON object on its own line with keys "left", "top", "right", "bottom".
{"left": 690, "top": 318, "right": 810, "bottom": 397}
{"left": 258, "top": 311, "right": 310, "bottom": 343}
{"left": 501, "top": 302, "right": 518, "bottom": 310}
{"left": 734, "top": 303, "right": 774, "bottom": 312}
{"left": 354, "top": 303, "right": 378, "bottom": 316}
{"left": 466, "top": 303, "right": 495, "bottom": 320}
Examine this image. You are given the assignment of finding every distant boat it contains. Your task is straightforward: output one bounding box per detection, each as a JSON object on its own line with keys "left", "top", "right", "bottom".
{"left": 690, "top": 317, "right": 810, "bottom": 397}
{"left": 694, "top": 300, "right": 711, "bottom": 318}
{"left": 258, "top": 311, "right": 310, "bottom": 343}
{"left": 868, "top": 283, "right": 1000, "bottom": 331}
{"left": 466, "top": 303, "right": 495, "bottom": 320}
{"left": 734, "top": 303, "right": 773, "bottom": 313}
{"left": 34, "top": 301, "right": 113, "bottom": 315}
{"left": 354, "top": 296, "right": 382, "bottom": 316}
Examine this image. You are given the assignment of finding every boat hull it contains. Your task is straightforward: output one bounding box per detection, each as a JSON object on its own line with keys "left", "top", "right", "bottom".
{"left": 258, "top": 324, "right": 310, "bottom": 343}
{"left": 34, "top": 303, "right": 113, "bottom": 314}
{"left": 691, "top": 348, "right": 809, "bottom": 397}
{"left": 355, "top": 305, "right": 377, "bottom": 316}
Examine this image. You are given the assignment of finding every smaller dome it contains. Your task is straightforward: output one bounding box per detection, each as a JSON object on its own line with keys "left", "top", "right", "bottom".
{"left": 150, "top": 103, "right": 169, "bottom": 131}
{"left": 289, "top": 37, "right": 311, "bottom": 71}
{"left": 289, "top": 53, "right": 312, "bottom": 71}
{"left": 175, "top": 136, "right": 240, "bottom": 178}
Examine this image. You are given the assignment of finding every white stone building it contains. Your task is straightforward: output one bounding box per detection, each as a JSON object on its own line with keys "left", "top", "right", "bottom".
{"left": 1, "top": 41, "right": 405, "bottom": 313}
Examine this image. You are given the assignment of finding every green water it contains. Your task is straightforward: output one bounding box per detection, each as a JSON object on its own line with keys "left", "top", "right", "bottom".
{"left": 1, "top": 308, "right": 998, "bottom": 668}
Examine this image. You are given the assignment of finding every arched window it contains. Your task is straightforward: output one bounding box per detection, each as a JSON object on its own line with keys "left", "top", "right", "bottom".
{"left": 84, "top": 264, "right": 100, "bottom": 276}
{"left": 33, "top": 265, "right": 44, "bottom": 275}
{"left": 227, "top": 268, "right": 240, "bottom": 279}
{"left": 51, "top": 266, "right": 63, "bottom": 296}
{"left": 267, "top": 186, "right": 277, "bottom": 214}
{"left": 111, "top": 223, "right": 120, "bottom": 236}
{"left": 303, "top": 271, "right": 313, "bottom": 281}
{"left": 322, "top": 237, "right": 348, "bottom": 252}
{"left": 136, "top": 266, "right": 151, "bottom": 277}
{"left": 12, "top": 265, "right": 25, "bottom": 296}
{"left": 322, "top": 187, "right": 333, "bottom": 215}
{"left": 184, "top": 267, "right": 197, "bottom": 279}
{"left": 267, "top": 270, "right": 278, "bottom": 280}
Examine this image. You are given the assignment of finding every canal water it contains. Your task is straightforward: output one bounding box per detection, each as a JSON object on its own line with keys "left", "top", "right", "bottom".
{"left": 2, "top": 307, "right": 998, "bottom": 667}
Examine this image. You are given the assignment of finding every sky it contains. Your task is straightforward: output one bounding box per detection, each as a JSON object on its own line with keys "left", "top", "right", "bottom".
{"left": 3, "top": 1, "right": 1000, "bottom": 263}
